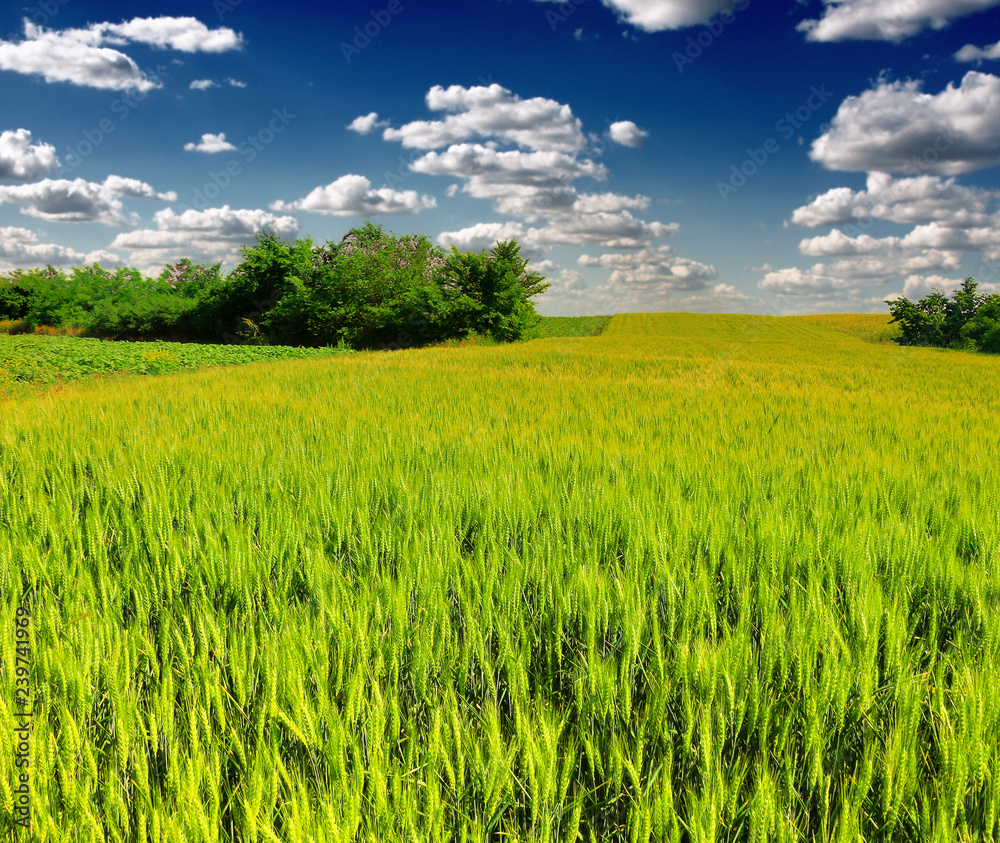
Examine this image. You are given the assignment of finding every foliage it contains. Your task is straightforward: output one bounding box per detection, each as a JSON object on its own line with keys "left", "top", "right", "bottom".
{"left": 0, "top": 262, "right": 225, "bottom": 340}
{"left": 3, "top": 314, "right": 1000, "bottom": 840}
{"left": 0, "top": 332, "right": 351, "bottom": 396}
{"left": 885, "top": 277, "right": 999, "bottom": 351}
{"left": 0, "top": 225, "right": 550, "bottom": 348}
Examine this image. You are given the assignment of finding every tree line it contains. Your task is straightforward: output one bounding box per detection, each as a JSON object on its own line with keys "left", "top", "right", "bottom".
{"left": 0, "top": 223, "right": 550, "bottom": 349}
{"left": 885, "top": 277, "right": 999, "bottom": 352}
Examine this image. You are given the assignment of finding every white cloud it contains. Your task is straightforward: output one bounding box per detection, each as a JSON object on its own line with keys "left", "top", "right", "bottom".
{"left": 579, "top": 245, "right": 716, "bottom": 289}
{"left": 797, "top": 0, "right": 1000, "bottom": 43}
{"left": 347, "top": 112, "right": 389, "bottom": 134}
{"left": 190, "top": 79, "right": 216, "bottom": 90}
{"left": 375, "top": 84, "right": 683, "bottom": 255}
{"left": 0, "top": 129, "right": 59, "bottom": 181}
{"left": 0, "top": 225, "right": 89, "bottom": 266}
{"left": 0, "top": 175, "right": 176, "bottom": 225}
{"left": 184, "top": 132, "right": 238, "bottom": 153}
{"left": 528, "top": 213, "right": 678, "bottom": 248}
{"left": 436, "top": 221, "right": 526, "bottom": 250}
{"left": 382, "top": 84, "right": 586, "bottom": 152}
{"left": 607, "top": 120, "right": 649, "bottom": 147}
{"left": 956, "top": 40, "right": 1000, "bottom": 63}
{"left": 0, "top": 16, "right": 241, "bottom": 91}
{"left": 271, "top": 174, "right": 436, "bottom": 217}
{"left": 108, "top": 205, "right": 299, "bottom": 268}
{"left": 790, "top": 171, "right": 1000, "bottom": 227}
{"left": 225, "top": 77, "right": 247, "bottom": 88}
{"left": 545, "top": 0, "right": 742, "bottom": 32}
{"left": 410, "top": 144, "right": 607, "bottom": 191}
{"left": 99, "top": 16, "right": 243, "bottom": 53}
{"left": 811, "top": 72, "right": 1000, "bottom": 175}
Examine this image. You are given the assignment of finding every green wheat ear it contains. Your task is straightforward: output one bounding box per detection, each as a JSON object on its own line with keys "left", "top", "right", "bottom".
{"left": 2, "top": 312, "right": 1000, "bottom": 839}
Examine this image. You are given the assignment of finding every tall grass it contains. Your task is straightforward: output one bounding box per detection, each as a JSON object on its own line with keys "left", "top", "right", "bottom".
{"left": 1, "top": 313, "right": 998, "bottom": 840}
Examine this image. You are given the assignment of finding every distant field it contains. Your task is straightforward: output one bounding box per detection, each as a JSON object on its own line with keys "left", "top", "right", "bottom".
{"left": 528, "top": 314, "right": 613, "bottom": 339}
{"left": 789, "top": 312, "right": 901, "bottom": 343}
{"left": 2, "top": 312, "right": 998, "bottom": 841}
{"left": 0, "top": 334, "right": 351, "bottom": 396}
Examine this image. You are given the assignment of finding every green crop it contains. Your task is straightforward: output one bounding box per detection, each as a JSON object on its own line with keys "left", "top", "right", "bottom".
{"left": 0, "top": 334, "right": 351, "bottom": 397}
{"left": 1, "top": 313, "right": 998, "bottom": 841}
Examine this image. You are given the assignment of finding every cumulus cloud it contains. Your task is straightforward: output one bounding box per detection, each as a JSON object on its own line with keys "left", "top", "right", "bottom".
{"left": 382, "top": 84, "right": 587, "bottom": 152}
{"left": 0, "top": 129, "right": 59, "bottom": 181}
{"left": 0, "top": 16, "right": 241, "bottom": 91}
{"left": 436, "top": 221, "right": 526, "bottom": 250}
{"left": 579, "top": 245, "right": 716, "bottom": 290}
{"left": 956, "top": 40, "right": 1000, "bottom": 63}
{"left": 225, "top": 77, "right": 247, "bottom": 88}
{"left": 537, "top": 0, "right": 744, "bottom": 32}
{"left": 789, "top": 172, "right": 1000, "bottom": 228}
{"left": 0, "top": 175, "right": 176, "bottom": 225}
{"left": 607, "top": 120, "right": 649, "bottom": 147}
{"left": 0, "top": 225, "right": 114, "bottom": 266}
{"left": 900, "top": 273, "right": 1000, "bottom": 298}
{"left": 347, "top": 112, "right": 389, "bottom": 134}
{"left": 271, "top": 174, "right": 436, "bottom": 217}
{"left": 797, "top": 0, "right": 1000, "bottom": 43}
{"left": 109, "top": 205, "right": 298, "bottom": 268}
{"left": 190, "top": 79, "right": 216, "bottom": 90}
{"left": 811, "top": 72, "right": 1000, "bottom": 174}
{"left": 410, "top": 144, "right": 607, "bottom": 200}
{"left": 184, "top": 132, "right": 238, "bottom": 153}
{"left": 528, "top": 213, "right": 679, "bottom": 249}
{"left": 374, "top": 84, "right": 680, "bottom": 252}
{"left": 100, "top": 16, "right": 243, "bottom": 52}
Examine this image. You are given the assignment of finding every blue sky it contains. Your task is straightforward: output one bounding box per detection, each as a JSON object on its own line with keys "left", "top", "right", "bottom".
{"left": 2, "top": 0, "right": 1000, "bottom": 315}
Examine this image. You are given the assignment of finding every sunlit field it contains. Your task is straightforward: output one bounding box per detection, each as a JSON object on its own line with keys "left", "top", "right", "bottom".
{"left": 788, "top": 313, "right": 902, "bottom": 344}
{"left": 2, "top": 313, "right": 998, "bottom": 841}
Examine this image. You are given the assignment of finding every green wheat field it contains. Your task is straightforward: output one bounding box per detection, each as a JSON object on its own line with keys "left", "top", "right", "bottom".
{"left": 2, "top": 313, "right": 998, "bottom": 841}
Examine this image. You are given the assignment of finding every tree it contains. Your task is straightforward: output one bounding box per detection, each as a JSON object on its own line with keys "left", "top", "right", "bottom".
{"left": 886, "top": 277, "right": 997, "bottom": 352}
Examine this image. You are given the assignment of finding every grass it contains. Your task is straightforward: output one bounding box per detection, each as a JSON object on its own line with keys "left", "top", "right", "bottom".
{"left": 0, "top": 333, "right": 352, "bottom": 398}
{"left": 1, "top": 312, "right": 998, "bottom": 841}
{"left": 527, "top": 315, "right": 614, "bottom": 339}
{"left": 788, "top": 312, "right": 902, "bottom": 344}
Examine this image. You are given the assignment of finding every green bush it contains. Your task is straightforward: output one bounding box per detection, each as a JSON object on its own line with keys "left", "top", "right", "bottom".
{"left": 886, "top": 277, "right": 999, "bottom": 352}
{"left": 0, "top": 224, "right": 550, "bottom": 348}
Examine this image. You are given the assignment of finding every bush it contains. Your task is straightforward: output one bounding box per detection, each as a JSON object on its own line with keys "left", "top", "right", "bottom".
{"left": 886, "top": 277, "right": 999, "bottom": 352}
{"left": 0, "top": 223, "right": 551, "bottom": 348}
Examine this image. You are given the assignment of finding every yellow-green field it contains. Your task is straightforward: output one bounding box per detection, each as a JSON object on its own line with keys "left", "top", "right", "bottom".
{"left": 1, "top": 313, "right": 998, "bottom": 841}
{"left": 788, "top": 313, "right": 902, "bottom": 344}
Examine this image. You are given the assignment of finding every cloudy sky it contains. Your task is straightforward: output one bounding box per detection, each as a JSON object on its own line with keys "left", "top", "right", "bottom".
{"left": 3, "top": 0, "right": 1000, "bottom": 315}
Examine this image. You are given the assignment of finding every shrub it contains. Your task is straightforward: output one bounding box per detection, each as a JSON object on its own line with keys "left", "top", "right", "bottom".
{"left": 886, "top": 277, "right": 997, "bottom": 351}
